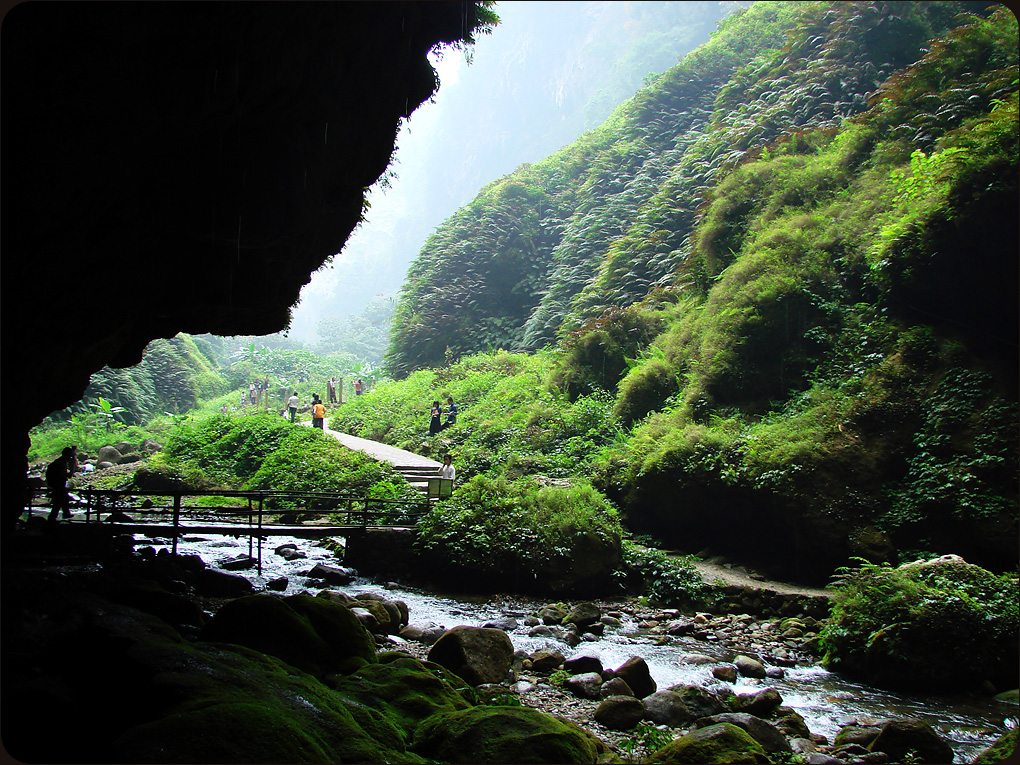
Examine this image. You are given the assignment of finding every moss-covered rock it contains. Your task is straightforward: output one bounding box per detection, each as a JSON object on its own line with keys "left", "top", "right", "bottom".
{"left": 412, "top": 705, "right": 601, "bottom": 764}
{"left": 327, "top": 655, "right": 476, "bottom": 742}
{"left": 645, "top": 722, "right": 770, "bottom": 764}
{"left": 972, "top": 726, "right": 1018, "bottom": 764}
{"left": 200, "top": 592, "right": 376, "bottom": 677}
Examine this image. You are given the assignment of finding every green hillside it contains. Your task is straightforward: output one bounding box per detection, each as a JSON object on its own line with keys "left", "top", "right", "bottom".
{"left": 380, "top": 1, "right": 1018, "bottom": 580}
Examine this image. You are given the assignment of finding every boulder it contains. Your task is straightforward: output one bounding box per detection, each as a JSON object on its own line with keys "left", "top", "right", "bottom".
{"left": 713, "top": 665, "right": 738, "bottom": 683}
{"left": 265, "top": 577, "right": 288, "bottom": 592}
{"left": 195, "top": 568, "right": 254, "bottom": 598}
{"left": 973, "top": 726, "right": 1018, "bottom": 764}
{"left": 646, "top": 722, "right": 770, "bottom": 764}
{"left": 483, "top": 617, "right": 519, "bottom": 631}
{"left": 564, "top": 651, "right": 603, "bottom": 676}
{"left": 200, "top": 593, "right": 376, "bottom": 677}
{"left": 97, "top": 446, "right": 122, "bottom": 464}
{"left": 668, "top": 684, "right": 731, "bottom": 720}
{"left": 868, "top": 719, "right": 954, "bottom": 764}
{"left": 530, "top": 648, "right": 566, "bottom": 673}
{"left": 593, "top": 695, "right": 646, "bottom": 731}
{"left": 305, "top": 563, "right": 356, "bottom": 586}
{"left": 679, "top": 652, "right": 716, "bottom": 664}
{"left": 562, "top": 602, "right": 601, "bottom": 629}
{"left": 834, "top": 725, "right": 881, "bottom": 748}
{"left": 564, "top": 672, "right": 604, "bottom": 701}
{"left": 412, "top": 705, "right": 600, "bottom": 764}
{"left": 600, "top": 677, "right": 634, "bottom": 698}
{"left": 112, "top": 441, "right": 135, "bottom": 454}
{"left": 139, "top": 438, "right": 163, "bottom": 454}
{"left": 697, "top": 713, "right": 792, "bottom": 754}
{"left": 773, "top": 707, "right": 813, "bottom": 740}
{"left": 118, "top": 453, "right": 143, "bottom": 464}
{"left": 539, "top": 604, "right": 569, "bottom": 624}
{"left": 614, "top": 656, "right": 656, "bottom": 698}
{"left": 274, "top": 544, "right": 306, "bottom": 561}
{"left": 734, "top": 654, "right": 767, "bottom": 678}
{"left": 732, "top": 687, "right": 783, "bottom": 717}
{"left": 427, "top": 626, "right": 514, "bottom": 686}
{"left": 400, "top": 622, "right": 446, "bottom": 646}
{"left": 642, "top": 690, "right": 693, "bottom": 727}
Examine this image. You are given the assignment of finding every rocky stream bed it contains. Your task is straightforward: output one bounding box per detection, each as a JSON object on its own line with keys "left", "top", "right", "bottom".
{"left": 3, "top": 519, "right": 1016, "bottom": 764}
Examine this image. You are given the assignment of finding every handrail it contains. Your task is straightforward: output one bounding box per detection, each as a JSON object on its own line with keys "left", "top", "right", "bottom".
{"left": 24, "top": 486, "right": 438, "bottom": 575}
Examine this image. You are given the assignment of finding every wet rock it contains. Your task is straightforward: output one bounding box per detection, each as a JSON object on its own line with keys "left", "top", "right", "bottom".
{"left": 868, "top": 718, "right": 954, "bottom": 764}
{"left": 428, "top": 626, "right": 514, "bottom": 686}
{"left": 564, "top": 651, "right": 603, "bottom": 676}
{"left": 220, "top": 555, "right": 256, "bottom": 571}
{"left": 562, "top": 602, "right": 601, "bottom": 629}
{"left": 834, "top": 724, "right": 881, "bottom": 748}
{"left": 265, "top": 576, "right": 288, "bottom": 592}
{"left": 732, "top": 687, "right": 783, "bottom": 717}
{"left": 697, "top": 712, "right": 792, "bottom": 753}
{"left": 735, "top": 654, "right": 767, "bottom": 678}
{"left": 564, "top": 672, "right": 603, "bottom": 700}
{"left": 679, "top": 652, "right": 716, "bottom": 665}
{"left": 274, "top": 543, "right": 306, "bottom": 561}
{"left": 773, "top": 707, "right": 813, "bottom": 739}
{"left": 414, "top": 705, "right": 603, "bottom": 764}
{"left": 642, "top": 690, "right": 692, "bottom": 727}
{"left": 713, "top": 664, "right": 738, "bottom": 683}
{"left": 614, "top": 656, "right": 656, "bottom": 699}
{"left": 195, "top": 568, "right": 254, "bottom": 597}
{"left": 646, "top": 723, "right": 769, "bottom": 764}
{"left": 667, "top": 684, "right": 731, "bottom": 720}
{"left": 600, "top": 677, "right": 634, "bottom": 698}
{"left": 305, "top": 563, "right": 355, "bottom": 585}
{"left": 530, "top": 648, "right": 566, "bottom": 673}
{"left": 399, "top": 622, "right": 446, "bottom": 646}
{"left": 539, "top": 604, "right": 569, "bottom": 624}
{"left": 483, "top": 617, "right": 518, "bottom": 631}
{"left": 594, "top": 695, "right": 646, "bottom": 731}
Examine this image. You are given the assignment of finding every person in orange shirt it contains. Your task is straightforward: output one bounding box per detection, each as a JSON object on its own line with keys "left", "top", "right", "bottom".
{"left": 311, "top": 399, "right": 326, "bottom": 429}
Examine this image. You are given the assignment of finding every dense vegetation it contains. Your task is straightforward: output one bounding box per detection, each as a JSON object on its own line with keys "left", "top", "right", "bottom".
{"left": 380, "top": 2, "right": 1017, "bottom": 582}
{"left": 820, "top": 557, "right": 1018, "bottom": 691}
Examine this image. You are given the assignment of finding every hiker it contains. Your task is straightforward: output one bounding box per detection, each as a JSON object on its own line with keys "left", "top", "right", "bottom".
{"left": 45, "top": 447, "right": 76, "bottom": 523}
{"left": 355, "top": 378, "right": 363, "bottom": 396}
{"left": 429, "top": 400, "right": 442, "bottom": 435}
{"left": 441, "top": 396, "right": 458, "bottom": 430}
{"left": 440, "top": 453, "right": 455, "bottom": 481}
{"left": 312, "top": 398, "right": 326, "bottom": 429}
{"left": 287, "top": 391, "right": 300, "bottom": 423}
{"left": 327, "top": 377, "right": 337, "bottom": 403}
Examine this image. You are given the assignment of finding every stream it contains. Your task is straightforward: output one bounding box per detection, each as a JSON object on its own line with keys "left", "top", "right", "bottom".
{"left": 157, "top": 531, "right": 1015, "bottom": 763}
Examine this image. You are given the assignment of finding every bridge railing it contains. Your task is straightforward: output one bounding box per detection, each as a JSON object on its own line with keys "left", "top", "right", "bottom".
{"left": 24, "top": 486, "right": 439, "bottom": 573}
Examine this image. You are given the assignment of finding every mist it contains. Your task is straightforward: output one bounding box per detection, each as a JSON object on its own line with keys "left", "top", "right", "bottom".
{"left": 287, "top": 1, "right": 746, "bottom": 347}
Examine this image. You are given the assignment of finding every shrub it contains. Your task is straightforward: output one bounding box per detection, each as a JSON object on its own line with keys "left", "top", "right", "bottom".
{"left": 415, "top": 475, "right": 623, "bottom": 594}
{"left": 819, "top": 557, "right": 1019, "bottom": 692}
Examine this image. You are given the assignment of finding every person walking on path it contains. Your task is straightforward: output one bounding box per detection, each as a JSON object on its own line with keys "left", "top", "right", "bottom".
{"left": 429, "top": 400, "right": 442, "bottom": 435}
{"left": 287, "top": 392, "right": 300, "bottom": 423}
{"left": 441, "top": 396, "right": 458, "bottom": 430}
{"left": 45, "top": 446, "right": 77, "bottom": 523}
{"left": 311, "top": 399, "right": 326, "bottom": 429}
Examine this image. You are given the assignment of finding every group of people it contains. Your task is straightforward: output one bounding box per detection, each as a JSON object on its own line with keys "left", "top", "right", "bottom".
{"left": 243, "top": 377, "right": 272, "bottom": 408}
{"left": 325, "top": 377, "right": 365, "bottom": 404}
{"left": 429, "top": 397, "right": 458, "bottom": 435}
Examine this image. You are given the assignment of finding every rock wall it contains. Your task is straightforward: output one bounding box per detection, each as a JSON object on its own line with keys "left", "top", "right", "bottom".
{"left": 2, "top": 2, "right": 484, "bottom": 529}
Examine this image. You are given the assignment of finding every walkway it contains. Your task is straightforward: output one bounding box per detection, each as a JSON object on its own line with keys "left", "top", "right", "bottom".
{"left": 301, "top": 421, "right": 443, "bottom": 486}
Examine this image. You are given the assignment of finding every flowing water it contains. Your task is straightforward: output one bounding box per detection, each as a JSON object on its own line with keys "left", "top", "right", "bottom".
{"left": 159, "top": 532, "right": 1016, "bottom": 763}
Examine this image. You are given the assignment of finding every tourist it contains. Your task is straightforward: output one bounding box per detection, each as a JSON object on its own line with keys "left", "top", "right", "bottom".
{"left": 429, "top": 400, "right": 442, "bottom": 435}
{"left": 287, "top": 391, "right": 300, "bottom": 423}
{"left": 441, "top": 396, "right": 458, "bottom": 430}
{"left": 440, "top": 453, "right": 455, "bottom": 481}
{"left": 355, "top": 378, "right": 363, "bottom": 396}
{"left": 45, "top": 446, "right": 76, "bottom": 523}
{"left": 327, "top": 376, "right": 337, "bottom": 403}
{"left": 311, "top": 398, "right": 326, "bottom": 429}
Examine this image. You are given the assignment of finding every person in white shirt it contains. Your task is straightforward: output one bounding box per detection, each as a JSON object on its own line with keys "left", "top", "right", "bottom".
{"left": 440, "top": 453, "right": 455, "bottom": 481}
{"left": 287, "top": 392, "right": 300, "bottom": 423}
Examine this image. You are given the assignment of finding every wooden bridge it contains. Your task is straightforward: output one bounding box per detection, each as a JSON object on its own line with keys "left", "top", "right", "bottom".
{"left": 24, "top": 426, "right": 454, "bottom": 573}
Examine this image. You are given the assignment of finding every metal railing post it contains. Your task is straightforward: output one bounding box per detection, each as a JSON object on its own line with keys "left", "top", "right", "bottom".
{"left": 257, "top": 494, "right": 264, "bottom": 575}
{"left": 172, "top": 493, "right": 182, "bottom": 556}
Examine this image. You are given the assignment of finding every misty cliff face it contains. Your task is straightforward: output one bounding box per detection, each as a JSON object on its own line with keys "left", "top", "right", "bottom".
{"left": 1, "top": 2, "right": 485, "bottom": 521}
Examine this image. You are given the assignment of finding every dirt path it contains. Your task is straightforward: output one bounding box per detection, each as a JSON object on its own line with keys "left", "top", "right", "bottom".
{"left": 667, "top": 551, "right": 834, "bottom": 599}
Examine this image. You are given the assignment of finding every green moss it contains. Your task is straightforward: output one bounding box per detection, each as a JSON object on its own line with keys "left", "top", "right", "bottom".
{"left": 200, "top": 593, "right": 377, "bottom": 677}
{"left": 973, "top": 727, "right": 1019, "bottom": 765}
{"left": 412, "top": 705, "right": 601, "bottom": 764}
{"left": 646, "top": 722, "right": 770, "bottom": 764}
